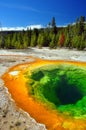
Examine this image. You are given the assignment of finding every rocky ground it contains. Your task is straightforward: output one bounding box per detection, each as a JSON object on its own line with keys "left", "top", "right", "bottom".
{"left": 0, "top": 47, "right": 86, "bottom": 130}
{"left": 0, "top": 55, "right": 46, "bottom": 130}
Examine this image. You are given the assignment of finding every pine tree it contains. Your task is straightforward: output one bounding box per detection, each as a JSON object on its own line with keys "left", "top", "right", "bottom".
{"left": 64, "top": 33, "right": 70, "bottom": 47}
{"left": 5, "top": 34, "right": 11, "bottom": 48}
{"left": 72, "top": 35, "right": 79, "bottom": 48}
{"left": 80, "top": 33, "right": 86, "bottom": 50}
{"left": 74, "top": 17, "right": 80, "bottom": 35}
{"left": 12, "top": 33, "right": 17, "bottom": 48}
{"left": 37, "top": 33, "right": 46, "bottom": 48}
{"left": 78, "top": 16, "right": 85, "bottom": 35}
{"left": 51, "top": 17, "right": 57, "bottom": 34}
{"left": 49, "top": 34, "right": 56, "bottom": 48}
{"left": 23, "top": 33, "right": 29, "bottom": 48}
{"left": 0, "top": 33, "right": 5, "bottom": 48}
{"left": 30, "top": 33, "right": 37, "bottom": 47}
{"left": 51, "top": 17, "right": 56, "bottom": 27}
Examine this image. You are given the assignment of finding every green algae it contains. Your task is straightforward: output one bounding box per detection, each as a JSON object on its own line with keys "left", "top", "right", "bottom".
{"left": 25, "top": 64, "right": 86, "bottom": 118}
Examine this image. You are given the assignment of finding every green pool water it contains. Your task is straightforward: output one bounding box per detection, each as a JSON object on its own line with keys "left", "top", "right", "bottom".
{"left": 25, "top": 64, "right": 86, "bottom": 118}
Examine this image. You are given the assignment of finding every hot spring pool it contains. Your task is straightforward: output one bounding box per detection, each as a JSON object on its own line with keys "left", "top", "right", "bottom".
{"left": 2, "top": 58, "right": 86, "bottom": 130}
{"left": 27, "top": 64, "right": 86, "bottom": 117}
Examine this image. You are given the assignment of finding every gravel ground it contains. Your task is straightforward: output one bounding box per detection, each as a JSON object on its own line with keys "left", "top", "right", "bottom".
{"left": 0, "top": 47, "right": 86, "bottom": 130}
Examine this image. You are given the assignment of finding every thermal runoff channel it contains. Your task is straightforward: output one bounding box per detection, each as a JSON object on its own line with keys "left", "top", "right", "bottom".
{"left": 2, "top": 58, "right": 86, "bottom": 130}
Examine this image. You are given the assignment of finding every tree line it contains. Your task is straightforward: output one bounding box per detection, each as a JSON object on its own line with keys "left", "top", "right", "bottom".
{"left": 0, "top": 16, "right": 86, "bottom": 50}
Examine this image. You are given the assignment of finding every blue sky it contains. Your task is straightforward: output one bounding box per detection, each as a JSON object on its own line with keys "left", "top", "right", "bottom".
{"left": 0, "top": 0, "right": 86, "bottom": 27}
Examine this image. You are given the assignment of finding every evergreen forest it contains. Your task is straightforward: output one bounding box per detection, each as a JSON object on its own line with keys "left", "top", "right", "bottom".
{"left": 0, "top": 16, "right": 86, "bottom": 50}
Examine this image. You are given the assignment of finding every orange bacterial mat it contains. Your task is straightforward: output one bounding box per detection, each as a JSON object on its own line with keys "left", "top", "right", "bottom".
{"left": 2, "top": 57, "right": 86, "bottom": 130}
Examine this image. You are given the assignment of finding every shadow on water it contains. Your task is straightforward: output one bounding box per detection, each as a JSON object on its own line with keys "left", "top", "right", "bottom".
{"left": 56, "top": 74, "right": 83, "bottom": 105}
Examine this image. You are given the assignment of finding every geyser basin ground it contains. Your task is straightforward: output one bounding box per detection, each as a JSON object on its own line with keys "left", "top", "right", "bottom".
{"left": 2, "top": 58, "right": 86, "bottom": 130}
